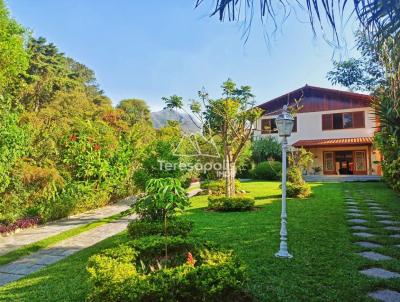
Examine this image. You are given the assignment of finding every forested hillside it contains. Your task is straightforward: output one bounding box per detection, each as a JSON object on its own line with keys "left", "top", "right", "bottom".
{"left": 0, "top": 0, "right": 192, "bottom": 228}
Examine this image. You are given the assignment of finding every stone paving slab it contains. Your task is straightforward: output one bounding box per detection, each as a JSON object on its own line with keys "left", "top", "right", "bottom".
{"left": 368, "top": 289, "right": 400, "bottom": 302}
{"left": 360, "top": 268, "right": 400, "bottom": 279}
{"left": 351, "top": 226, "right": 369, "bottom": 231}
{"left": 384, "top": 226, "right": 400, "bottom": 231}
{"left": 353, "top": 232, "right": 375, "bottom": 238}
{"left": 357, "top": 251, "right": 393, "bottom": 261}
{"left": 0, "top": 196, "right": 136, "bottom": 256}
{"left": 354, "top": 241, "right": 382, "bottom": 249}
{"left": 348, "top": 213, "right": 364, "bottom": 217}
{"left": 348, "top": 208, "right": 362, "bottom": 213}
{"left": 379, "top": 220, "right": 399, "bottom": 225}
{"left": 376, "top": 214, "right": 393, "bottom": 219}
{"left": 349, "top": 219, "right": 368, "bottom": 224}
{"left": 390, "top": 234, "right": 400, "bottom": 239}
{"left": 374, "top": 210, "right": 391, "bottom": 215}
{"left": 0, "top": 213, "right": 137, "bottom": 286}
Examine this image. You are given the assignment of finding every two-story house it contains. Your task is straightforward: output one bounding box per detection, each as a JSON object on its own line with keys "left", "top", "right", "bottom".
{"left": 254, "top": 85, "right": 382, "bottom": 176}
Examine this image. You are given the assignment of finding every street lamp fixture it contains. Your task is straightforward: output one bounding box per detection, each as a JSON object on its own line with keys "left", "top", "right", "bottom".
{"left": 275, "top": 105, "right": 294, "bottom": 259}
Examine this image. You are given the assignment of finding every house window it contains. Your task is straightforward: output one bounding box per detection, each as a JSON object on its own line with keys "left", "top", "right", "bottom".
{"left": 261, "top": 117, "right": 297, "bottom": 134}
{"left": 261, "top": 118, "right": 277, "bottom": 134}
{"left": 322, "top": 111, "right": 365, "bottom": 130}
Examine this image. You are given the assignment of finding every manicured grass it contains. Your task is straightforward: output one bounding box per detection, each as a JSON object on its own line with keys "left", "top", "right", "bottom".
{"left": 0, "top": 181, "right": 399, "bottom": 301}
{"left": 0, "top": 209, "right": 133, "bottom": 266}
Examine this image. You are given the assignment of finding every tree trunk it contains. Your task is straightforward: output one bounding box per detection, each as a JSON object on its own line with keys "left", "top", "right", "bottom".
{"left": 229, "top": 161, "right": 236, "bottom": 196}
{"left": 224, "top": 151, "right": 231, "bottom": 197}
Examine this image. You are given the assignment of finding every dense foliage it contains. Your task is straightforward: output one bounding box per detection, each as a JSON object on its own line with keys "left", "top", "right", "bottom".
{"left": 328, "top": 33, "right": 400, "bottom": 192}
{"left": 285, "top": 149, "right": 313, "bottom": 198}
{"left": 200, "top": 179, "right": 242, "bottom": 195}
{"left": 250, "top": 160, "right": 281, "bottom": 180}
{"left": 0, "top": 1, "right": 192, "bottom": 227}
{"left": 87, "top": 236, "right": 249, "bottom": 302}
{"left": 251, "top": 137, "right": 282, "bottom": 163}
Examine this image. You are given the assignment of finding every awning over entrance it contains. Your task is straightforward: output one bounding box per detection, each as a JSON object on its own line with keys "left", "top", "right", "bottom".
{"left": 292, "top": 137, "right": 373, "bottom": 148}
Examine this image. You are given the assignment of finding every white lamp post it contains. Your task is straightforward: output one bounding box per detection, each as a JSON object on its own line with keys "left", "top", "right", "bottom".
{"left": 275, "top": 105, "right": 294, "bottom": 259}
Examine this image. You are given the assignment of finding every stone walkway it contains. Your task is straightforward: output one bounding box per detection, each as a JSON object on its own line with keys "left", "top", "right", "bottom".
{"left": 345, "top": 188, "right": 400, "bottom": 302}
{"left": 0, "top": 196, "right": 135, "bottom": 256}
{"left": 0, "top": 213, "right": 137, "bottom": 286}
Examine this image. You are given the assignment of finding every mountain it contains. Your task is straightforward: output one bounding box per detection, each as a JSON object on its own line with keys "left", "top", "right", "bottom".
{"left": 151, "top": 109, "right": 200, "bottom": 133}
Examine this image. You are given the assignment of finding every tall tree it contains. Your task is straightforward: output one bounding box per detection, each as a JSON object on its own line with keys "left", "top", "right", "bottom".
{"left": 117, "top": 98, "right": 152, "bottom": 126}
{"left": 164, "top": 79, "right": 262, "bottom": 197}
{"left": 0, "top": 0, "right": 28, "bottom": 95}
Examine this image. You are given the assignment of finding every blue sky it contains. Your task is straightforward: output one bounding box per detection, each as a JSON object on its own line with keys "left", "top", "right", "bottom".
{"left": 8, "top": 0, "right": 360, "bottom": 111}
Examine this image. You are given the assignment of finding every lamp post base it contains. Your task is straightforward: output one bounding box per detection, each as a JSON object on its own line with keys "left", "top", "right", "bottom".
{"left": 275, "top": 251, "right": 293, "bottom": 258}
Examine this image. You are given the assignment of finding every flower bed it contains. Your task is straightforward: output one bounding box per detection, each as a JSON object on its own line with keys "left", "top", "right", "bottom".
{"left": 87, "top": 236, "right": 250, "bottom": 302}
{"left": 0, "top": 217, "right": 40, "bottom": 236}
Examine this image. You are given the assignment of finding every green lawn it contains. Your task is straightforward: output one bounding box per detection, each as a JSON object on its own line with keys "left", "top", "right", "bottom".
{"left": 1, "top": 181, "right": 400, "bottom": 301}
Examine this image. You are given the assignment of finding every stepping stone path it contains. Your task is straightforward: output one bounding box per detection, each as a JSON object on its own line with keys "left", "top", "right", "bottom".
{"left": 384, "top": 226, "right": 400, "bottom": 231}
{"left": 360, "top": 268, "right": 400, "bottom": 279}
{"left": 355, "top": 241, "right": 382, "bottom": 248}
{"left": 345, "top": 190, "right": 400, "bottom": 300}
{"left": 376, "top": 214, "right": 392, "bottom": 219}
{"left": 369, "top": 290, "right": 400, "bottom": 302}
{"left": 0, "top": 214, "right": 137, "bottom": 286}
{"left": 357, "top": 251, "right": 393, "bottom": 261}
{"left": 353, "top": 232, "right": 374, "bottom": 238}
{"left": 348, "top": 208, "right": 362, "bottom": 213}
{"left": 379, "top": 220, "right": 398, "bottom": 225}
{"left": 349, "top": 219, "right": 368, "bottom": 224}
{"left": 348, "top": 213, "right": 364, "bottom": 217}
{"left": 351, "top": 226, "right": 369, "bottom": 231}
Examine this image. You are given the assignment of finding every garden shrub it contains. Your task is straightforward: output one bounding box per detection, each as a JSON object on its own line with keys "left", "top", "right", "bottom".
{"left": 207, "top": 196, "right": 255, "bottom": 211}
{"left": 87, "top": 236, "right": 250, "bottom": 302}
{"left": 251, "top": 137, "right": 282, "bottom": 163}
{"left": 127, "top": 219, "right": 194, "bottom": 239}
{"left": 133, "top": 178, "right": 189, "bottom": 221}
{"left": 286, "top": 182, "right": 311, "bottom": 198}
{"left": 250, "top": 160, "right": 281, "bottom": 180}
{"left": 200, "top": 179, "right": 242, "bottom": 195}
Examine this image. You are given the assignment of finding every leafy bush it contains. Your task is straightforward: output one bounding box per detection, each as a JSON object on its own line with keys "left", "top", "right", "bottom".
{"left": 87, "top": 236, "right": 250, "bottom": 302}
{"left": 284, "top": 149, "right": 313, "bottom": 198}
{"left": 250, "top": 160, "right": 281, "bottom": 180}
{"left": 133, "top": 178, "right": 190, "bottom": 221}
{"left": 208, "top": 196, "right": 255, "bottom": 211}
{"left": 251, "top": 137, "right": 282, "bottom": 163}
{"left": 200, "top": 179, "right": 242, "bottom": 195}
{"left": 127, "top": 219, "right": 194, "bottom": 239}
{"left": 286, "top": 182, "right": 311, "bottom": 198}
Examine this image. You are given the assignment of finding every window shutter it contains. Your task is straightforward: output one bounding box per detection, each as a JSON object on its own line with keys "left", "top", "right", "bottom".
{"left": 322, "top": 114, "right": 332, "bottom": 130}
{"left": 353, "top": 111, "right": 365, "bottom": 128}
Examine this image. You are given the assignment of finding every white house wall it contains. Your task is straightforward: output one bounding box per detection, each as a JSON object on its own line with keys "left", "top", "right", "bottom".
{"left": 254, "top": 107, "right": 376, "bottom": 145}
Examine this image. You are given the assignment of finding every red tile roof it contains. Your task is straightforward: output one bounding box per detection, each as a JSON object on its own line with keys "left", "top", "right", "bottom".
{"left": 292, "top": 137, "right": 373, "bottom": 148}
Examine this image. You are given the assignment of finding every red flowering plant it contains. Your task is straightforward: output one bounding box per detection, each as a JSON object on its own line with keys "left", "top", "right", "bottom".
{"left": 186, "top": 252, "right": 196, "bottom": 267}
